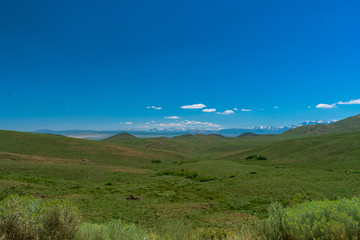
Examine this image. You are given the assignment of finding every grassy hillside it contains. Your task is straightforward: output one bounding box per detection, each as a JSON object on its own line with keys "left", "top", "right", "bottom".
{"left": 2, "top": 129, "right": 360, "bottom": 238}
{"left": 103, "top": 133, "right": 286, "bottom": 160}
{"left": 223, "top": 130, "right": 360, "bottom": 169}
{"left": 103, "top": 132, "right": 137, "bottom": 141}
{"left": 0, "top": 130, "right": 190, "bottom": 166}
{"left": 282, "top": 114, "right": 360, "bottom": 137}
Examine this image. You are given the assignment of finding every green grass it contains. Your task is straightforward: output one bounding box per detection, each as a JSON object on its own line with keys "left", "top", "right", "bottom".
{"left": 2, "top": 129, "right": 360, "bottom": 239}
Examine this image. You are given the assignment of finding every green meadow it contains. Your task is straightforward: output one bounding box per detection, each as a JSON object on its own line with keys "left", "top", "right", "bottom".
{"left": 1, "top": 115, "right": 360, "bottom": 239}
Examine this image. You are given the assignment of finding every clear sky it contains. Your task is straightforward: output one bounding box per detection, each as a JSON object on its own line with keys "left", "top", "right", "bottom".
{"left": 1, "top": 0, "right": 360, "bottom": 131}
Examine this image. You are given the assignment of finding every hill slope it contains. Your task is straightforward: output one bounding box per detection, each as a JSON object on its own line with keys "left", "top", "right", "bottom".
{"left": 282, "top": 114, "right": 360, "bottom": 137}
{"left": 222, "top": 130, "right": 360, "bottom": 168}
{"left": 103, "top": 132, "right": 137, "bottom": 141}
{"left": 0, "top": 130, "right": 186, "bottom": 166}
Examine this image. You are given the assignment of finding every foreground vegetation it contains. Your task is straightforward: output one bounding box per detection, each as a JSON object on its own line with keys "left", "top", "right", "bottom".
{"left": 3, "top": 195, "right": 360, "bottom": 239}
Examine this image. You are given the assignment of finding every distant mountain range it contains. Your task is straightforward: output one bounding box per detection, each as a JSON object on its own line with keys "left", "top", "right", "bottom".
{"left": 34, "top": 119, "right": 337, "bottom": 140}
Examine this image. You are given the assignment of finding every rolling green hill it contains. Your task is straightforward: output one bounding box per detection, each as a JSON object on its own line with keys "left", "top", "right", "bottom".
{"left": 224, "top": 130, "right": 360, "bottom": 169}
{"left": 0, "top": 130, "right": 190, "bottom": 166}
{"left": 103, "top": 132, "right": 137, "bottom": 141}
{"left": 237, "top": 132, "right": 259, "bottom": 137}
{"left": 3, "top": 125, "right": 360, "bottom": 238}
{"left": 282, "top": 114, "right": 360, "bottom": 137}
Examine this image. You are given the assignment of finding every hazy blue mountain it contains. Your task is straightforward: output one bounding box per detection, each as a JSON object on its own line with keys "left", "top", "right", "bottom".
{"left": 33, "top": 119, "right": 337, "bottom": 139}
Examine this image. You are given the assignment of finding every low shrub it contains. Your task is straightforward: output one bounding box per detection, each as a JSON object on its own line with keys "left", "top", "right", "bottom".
{"left": 258, "top": 155, "right": 267, "bottom": 160}
{"left": 0, "top": 195, "right": 81, "bottom": 240}
{"left": 245, "top": 155, "right": 258, "bottom": 160}
{"left": 245, "top": 155, "right": 267, "bottom": 161}
{"left": 151, "top": 159, "right": 162, "bottom": 164}
{"left": 198, "top": 176, "right": 216, "bottom": 182}
{"left": 43, "top": 200, "right": 81, "bottom": 240}
{"left": 244, "top": 198, "right": 360, "bottom": 240}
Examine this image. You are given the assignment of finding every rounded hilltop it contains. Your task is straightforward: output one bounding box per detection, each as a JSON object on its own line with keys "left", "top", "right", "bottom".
{"left": 103, "top": 132, "right": 137, "bottom": 141}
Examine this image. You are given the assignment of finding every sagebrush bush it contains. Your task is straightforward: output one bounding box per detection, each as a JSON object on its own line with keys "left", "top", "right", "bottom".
{"left": 0, "top": 195, "right": 44, "bottom": 240}
{"left": 0, "top": 195, "right": 81, "bottom": 240}
{"left": 43, "top": 200, "right": 81, "bottom": 240}
{"left": 243, "top": 198, "right": 360, "bottom": 240}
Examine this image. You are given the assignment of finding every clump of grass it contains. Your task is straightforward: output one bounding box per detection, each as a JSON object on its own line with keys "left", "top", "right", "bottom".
{"left": 76, "top": 220, "right": 153, "bottom": 240}
{"left": 0, "top": 195, "right": 81, "bottom": 240}
{"left": 243, "top": 198, "right": 360, "bottom": 240}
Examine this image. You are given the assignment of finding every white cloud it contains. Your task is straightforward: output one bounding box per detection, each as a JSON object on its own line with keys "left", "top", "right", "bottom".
{"left": 183, "top": 120, "right": 221, "bottom": 127}
{"left": 158, "top": 120, "right": 221, "bottom": 128}
{"left": 147, "top": 106, "right": 162, "bottom": 110}
{"left": 233, "top": 108, "right": 238, "bottom": 111}
{"left": 165, "top": 116, "right": 180, "bottom": 119}
{"left": 316, "top": 103, "right": 336, "bottom": 109}
{"left": 125, "top": 122, "right": 133, "bottom": 125}
{"left": 202, "top": 108, "right": 216, "bottom": 112}
{"left": 217, "top": 110, "right": 234, "bottom": 115}
{"left": 180, "top": 103, "right": 206, "bottom": 109}
{"left": 337, "top": 99, "right": 360, "bottom": 105}
{"left": 184, "top": 120, "right": 203, "bottom": 125}
{"left": 158, "top": 122, "right": 185, "bottom": 127}
{"left": 314, "top": 98, "right": 360, "bottom": 109}
{"left": 274, "top": 106, "right": 279, "bottom": 109}
{"left": 241, "top": 109, "right": 252, "bottom": 112}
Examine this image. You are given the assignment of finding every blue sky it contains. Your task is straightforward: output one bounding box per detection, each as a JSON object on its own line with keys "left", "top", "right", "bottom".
{"left": 1, "top": 0, "right": 360, "bottom": 131}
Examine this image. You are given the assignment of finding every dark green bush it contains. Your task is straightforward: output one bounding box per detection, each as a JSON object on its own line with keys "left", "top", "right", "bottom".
{"left": 198, "top": 176, "right": 216, "bottom": 182}
{"left": 151, "top": 159, "right": 162, "bottom": 163}
{"left": 246, "top": 155, "right": 267, "bottom": 161}
{"left": 258, "top": 155, "right": 267, "bottom": 160}
{"left": 246, "top": 155, "right": 258, "bottom": 160}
